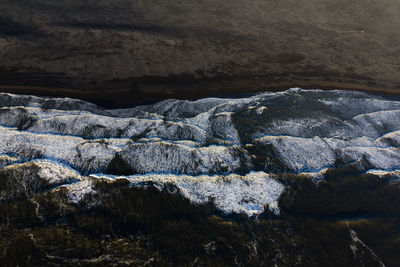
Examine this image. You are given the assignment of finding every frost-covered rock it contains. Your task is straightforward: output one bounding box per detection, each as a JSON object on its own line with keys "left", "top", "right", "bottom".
{"left": 0, "top": 160, "right": 82, "bottom": 200}
{"left": 1, "top": 89, "right": 400, "bottom": 176}
{"left": 1, "top": 89, "right": 400, "bottom": 216}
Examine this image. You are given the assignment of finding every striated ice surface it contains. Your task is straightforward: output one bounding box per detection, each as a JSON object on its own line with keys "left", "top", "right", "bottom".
{"left": 0, "top": 159, "right": 283, "bottom": 216}
{"left": 91, "top": 171, "right": 284, "bottom": 216}
{"left": 60, "top": 179, "right": 96, "bottom": 204}
{"left": 1, "top": 88, "right": 400, "bottom": 215}
{"left": 366, "top": 169, "right": 400, "bottom": 179}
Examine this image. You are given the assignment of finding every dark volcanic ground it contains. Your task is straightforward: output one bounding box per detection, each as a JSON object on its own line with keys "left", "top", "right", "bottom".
{"left": 1, "top": 0, "right": 400, "bottom": 107}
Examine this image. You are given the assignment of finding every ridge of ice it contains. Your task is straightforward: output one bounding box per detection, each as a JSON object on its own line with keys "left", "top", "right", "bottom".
{"left": 1, "top": 89, "right": 400, "bottom": 215}
{"left": 90, "top": 171, "right": 284, "bottom": 216}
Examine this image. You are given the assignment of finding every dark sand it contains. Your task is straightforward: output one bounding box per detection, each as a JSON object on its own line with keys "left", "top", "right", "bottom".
{"left": 1, "top": 0, "right": 400, "bottom": 106}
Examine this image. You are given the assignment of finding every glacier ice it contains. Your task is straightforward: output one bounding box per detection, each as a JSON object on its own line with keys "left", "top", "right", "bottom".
{"left": 1, "top": 88, "right": 400, "bottom": 216}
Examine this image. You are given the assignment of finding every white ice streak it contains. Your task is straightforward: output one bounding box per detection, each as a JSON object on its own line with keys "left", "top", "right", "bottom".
{"left": 25, "top": 160, "right": 95, "bottom": 204}
{"left": 0, "top": 94, "right": 251, "bottom": 174}
{"left": 61, "top": 179, "right": 95, "bottom": 204}
{"left": 2, "top": 158, "right": 284, "bottom": 216}
{"left": 92, "top": 171, "right": 285, "bottom": 216}
{"left": 35, "top": 160, "right": 83, "bottom": 185}
{"left": 0, "top": 126, "right": 119, "bottom": 173}
{"left": 0, "top": 125, "right": 245, "bottom": 175}
{"left": 0, "top": 154, "right": 19, "bottom": 167}
{"left": 256, "top": 134, "right": 400, "bottom": 172}
{"left": 0, "top": 159, "right": 94, "bottom": 203}
{"left": 366, "top": 169, "right": 400, "bottom": 178}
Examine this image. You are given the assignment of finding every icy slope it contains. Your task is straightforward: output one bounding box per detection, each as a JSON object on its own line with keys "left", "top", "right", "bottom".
{"left": 1, "top": 89, "right": 400, "bottom": 216}
{"left": 0, "top": 160, "right": 283, "bottom": 216}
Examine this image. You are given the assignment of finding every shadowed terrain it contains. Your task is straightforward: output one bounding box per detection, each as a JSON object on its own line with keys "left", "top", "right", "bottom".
{"left": 1, "top": 0, "right": 400, "bottom": 106}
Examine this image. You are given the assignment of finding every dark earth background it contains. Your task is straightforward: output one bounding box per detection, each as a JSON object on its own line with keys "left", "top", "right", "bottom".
{"left": 1, "top": 0, "right": 400, "bottom": 107}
